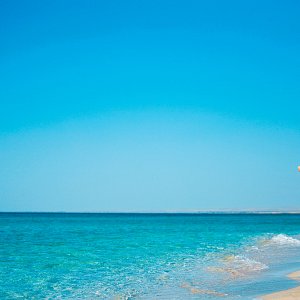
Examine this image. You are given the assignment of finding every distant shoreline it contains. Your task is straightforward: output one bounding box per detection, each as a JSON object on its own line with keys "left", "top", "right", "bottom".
{"left": 1, "top": 211, "right": 300, "bottom": 214}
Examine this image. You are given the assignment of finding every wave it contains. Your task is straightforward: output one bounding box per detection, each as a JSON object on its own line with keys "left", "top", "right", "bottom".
{"left": 223, "top": 255, "right": 268, "bottom": 271}
{"left": 208, "top": 233, "right": 300, "bottom": 279}
{"left": 261, "top": 234, "right": 300, "bottom": 247}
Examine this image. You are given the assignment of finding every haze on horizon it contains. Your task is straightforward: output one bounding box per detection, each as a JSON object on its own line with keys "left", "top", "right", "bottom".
{"left": 0, "top": 0, "right": 300, "bottom": 212}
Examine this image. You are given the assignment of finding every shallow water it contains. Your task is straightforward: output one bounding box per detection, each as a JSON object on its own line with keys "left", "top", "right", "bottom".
{"left": 1, "top": 213, "right": 300, "bottom": 299}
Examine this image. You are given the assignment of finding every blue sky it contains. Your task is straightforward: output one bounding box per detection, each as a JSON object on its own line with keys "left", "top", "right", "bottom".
{"left": 0, "top": 0, "right": 299, "bottom": 211}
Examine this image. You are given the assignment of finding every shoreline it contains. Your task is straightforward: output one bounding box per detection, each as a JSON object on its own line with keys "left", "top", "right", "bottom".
{"left": 260, "top": 271, "right": 300, "bottom": 300}
{"left": 2, "top": 211, "right": 300, "bottom": 214}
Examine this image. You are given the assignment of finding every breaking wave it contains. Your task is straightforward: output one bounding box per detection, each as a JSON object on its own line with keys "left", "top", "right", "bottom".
{"left": 207, "top": 234, "right": 300, "bottom": 280}
{"left": 261, "top": 234, "right": 300, "bottom": 247}
{"left": 222, "top": 255, "right": 268, "bottom": 272}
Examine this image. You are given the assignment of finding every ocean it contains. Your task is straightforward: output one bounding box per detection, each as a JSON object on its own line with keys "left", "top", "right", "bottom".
{"left": 1, "top": 213, "right": 300, "bottom": 299}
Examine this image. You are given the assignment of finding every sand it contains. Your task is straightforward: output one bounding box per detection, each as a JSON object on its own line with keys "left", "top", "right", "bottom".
{"left": 180, "top": 282, "right": 227, "bottom": 297}
{"left": 260, "top": 271, "right": 300, "bottom": 300}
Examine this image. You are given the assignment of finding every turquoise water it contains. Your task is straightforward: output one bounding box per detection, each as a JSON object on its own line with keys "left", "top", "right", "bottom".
{"left": 1, "top": 213, "right": 300, "bottom": 299}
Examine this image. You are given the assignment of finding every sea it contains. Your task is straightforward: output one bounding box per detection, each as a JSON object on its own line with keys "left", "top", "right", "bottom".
{"left": 1, "top": 213, "right": 300, "bottom": 299}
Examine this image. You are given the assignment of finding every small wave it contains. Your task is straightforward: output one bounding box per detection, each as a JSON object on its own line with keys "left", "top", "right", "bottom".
{"left": 223, "top": 255, "right": 268, "bottom": 272}
{"left": 208, "top": 255, "right": 268, "bottom": 278}
{"left": 262, "top": 234, "right": 300, "bottom": 247}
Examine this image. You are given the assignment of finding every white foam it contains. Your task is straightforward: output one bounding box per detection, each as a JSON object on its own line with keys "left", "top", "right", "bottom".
{"left": 268, "top": 234, "right": 300, "bottom": 246}
{"left": 227, "top": 255, "right": 268, "bottom": 272}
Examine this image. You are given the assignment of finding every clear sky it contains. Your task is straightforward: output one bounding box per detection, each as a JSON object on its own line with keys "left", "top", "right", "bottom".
{"left": 0, "top": 0, "right": 299, "bottom": 212}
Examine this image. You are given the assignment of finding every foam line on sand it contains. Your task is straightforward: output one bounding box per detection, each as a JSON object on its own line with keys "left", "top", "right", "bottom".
{"left": 260, "top": 271, "right": 300, "bottom": 300}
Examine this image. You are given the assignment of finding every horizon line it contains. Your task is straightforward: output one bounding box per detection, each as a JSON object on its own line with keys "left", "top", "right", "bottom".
{"left": 1, "top": 210, "right": 300, "bottom": 214}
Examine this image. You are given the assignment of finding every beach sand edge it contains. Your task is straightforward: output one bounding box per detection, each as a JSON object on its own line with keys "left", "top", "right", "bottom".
{"left": 259, "top": 271, "right": 300, "bottom": 300}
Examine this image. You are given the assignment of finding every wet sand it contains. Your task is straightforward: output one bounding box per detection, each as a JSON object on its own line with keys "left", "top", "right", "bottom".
{"left": 260, "top": 271, "right": 300, "bottom": 300}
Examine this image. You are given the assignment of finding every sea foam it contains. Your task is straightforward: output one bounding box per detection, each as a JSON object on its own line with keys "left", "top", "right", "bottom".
{"left": 264, "top": 234, "right": 300, "bottom": 247}
{"left": 220, "top": 255, "right": 268, "bottom": 275}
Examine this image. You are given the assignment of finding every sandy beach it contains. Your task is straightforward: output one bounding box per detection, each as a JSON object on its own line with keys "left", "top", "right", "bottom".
{"left": 260, "top": 271, "right": 300, "bottom": 300}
